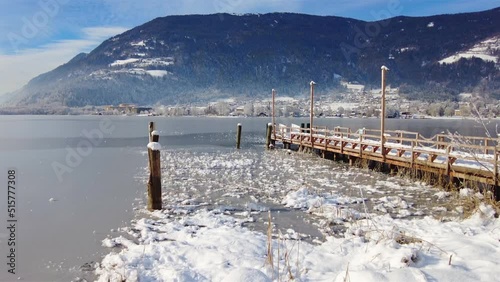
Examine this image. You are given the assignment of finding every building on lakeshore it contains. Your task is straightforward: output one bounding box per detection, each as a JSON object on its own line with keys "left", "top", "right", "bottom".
{"left": 104, "top": 104, "right": 152, "bottom": 114}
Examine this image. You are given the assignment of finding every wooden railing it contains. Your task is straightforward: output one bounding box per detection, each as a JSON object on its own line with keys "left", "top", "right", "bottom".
{"left": 274, "top": 124, "right": 499, "bottom": 186}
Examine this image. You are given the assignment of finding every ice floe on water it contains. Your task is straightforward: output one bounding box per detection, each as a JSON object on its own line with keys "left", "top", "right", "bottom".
{"left": 95, "top": 148, "right": 500, "bottom": 281}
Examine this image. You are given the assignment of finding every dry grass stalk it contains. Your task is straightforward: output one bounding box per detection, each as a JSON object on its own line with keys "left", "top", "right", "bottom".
{"left": 343, "top": 262, "right": 350, "bottom": 282}
{"left": 266, "top": 211, "right": 274, "bottom": 270}
{"left": 277, "top": 231, "right": 280, "bottom": 281}
{"left": 296, "top": 238, "right": 300, "bottom": 280}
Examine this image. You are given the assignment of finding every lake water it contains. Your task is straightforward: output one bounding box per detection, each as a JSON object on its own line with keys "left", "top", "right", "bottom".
{"left": 0, "top": 115, "right": 497, "bottom": 281}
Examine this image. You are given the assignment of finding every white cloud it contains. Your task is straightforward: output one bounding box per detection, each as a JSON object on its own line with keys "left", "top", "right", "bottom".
{"left": 172, "top": 0, "right": 302, "bottom": 15}
{"left": 0, "top": 26, "right": 128, "bottom": 95}
{"left": 81, "top": 26, "right": 129, "bottom": 40}
{"left": 403, "top": 0, "right": 500, "bottom": 17}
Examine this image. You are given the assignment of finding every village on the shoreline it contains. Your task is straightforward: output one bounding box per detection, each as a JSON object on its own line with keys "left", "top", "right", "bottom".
{"left": 93, "top": 82, "right": 499, "bottom": 119}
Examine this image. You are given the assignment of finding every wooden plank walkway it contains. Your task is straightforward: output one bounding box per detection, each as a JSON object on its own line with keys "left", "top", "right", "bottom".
{"left": 272, "top": 124, "right": 500, "bottom": 196}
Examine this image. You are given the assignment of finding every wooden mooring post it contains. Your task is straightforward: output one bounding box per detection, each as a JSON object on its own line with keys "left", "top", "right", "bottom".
{"left": 149, "top": 121, "right": 155, "bottom": 142}
{"left": 147, "top": 123, "right": 162, "bottom": 210}
{"left": 236, "top": 123, "right": 242, "bottom": 149}
{"left": 266, "top": 123, "right": 272, "bottom": 149}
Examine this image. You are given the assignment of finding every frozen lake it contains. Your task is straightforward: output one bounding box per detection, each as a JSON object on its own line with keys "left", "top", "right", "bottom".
{"left": 0, "top": 115, "right": 497, "bottom": 281}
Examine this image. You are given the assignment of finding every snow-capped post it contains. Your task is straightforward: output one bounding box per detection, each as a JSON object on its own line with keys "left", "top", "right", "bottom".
{"left": 309, "top": 81, "right": 316, "bottom": 144}
{"left": 380, "top": 66, "right": 389, "bottom": 162}
{"left": 147, "top": 131, "right": 162, "bottom": 210}
{"left": 494, "top": 148, "right": 499, "bottom": 199}
{"left": 265, "top": 123, "right": 269, "bottom": 148}
{"left": 236, "top": 123, "right": 242, "bottom": 149}
{"left": 266, "top": 123, "right": 272, "bottom": 150}
{"left": 148, "top": 121, "right": 155, "bottom": 142}
{"left": 272, "top": 89, "right": 276, "bottom": 140}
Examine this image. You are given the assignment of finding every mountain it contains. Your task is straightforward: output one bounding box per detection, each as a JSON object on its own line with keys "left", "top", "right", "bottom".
{"left": 5, "top": 8, "right": 500, "bottom": 107}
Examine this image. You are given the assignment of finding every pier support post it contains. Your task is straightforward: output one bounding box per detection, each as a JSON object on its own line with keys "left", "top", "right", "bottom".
{"left": 236, "top": 123, "right": 242, "bottom": 149}
{"left": 147, "top": 130, "right": 162, "bottom": 211}
{"left": 390, "top": 164, "right": 397, "bottom": 175}
{"left": 494, "top": 146, "right": 499, "bottom": 200}
{"left": 494, "top": 147, "right": 498, "bottom": 186}
{"left": 349, "top": 156, "right": 355, "bottom": 166}
{"left": 266, "top": 123, "right": 272, "bottom": 149}
{"left": 149, "top": 121, "right": 155, "bottom": 142}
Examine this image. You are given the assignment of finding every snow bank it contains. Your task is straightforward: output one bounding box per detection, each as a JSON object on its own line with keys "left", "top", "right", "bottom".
{"left": 96, "top": 149, "right": 500, "bottom": 281}
{"left": 96, "top": 210, "right": 272, "bottom": 281}
{"left": 96, "top": 207, "right": 500, "bottom": 282}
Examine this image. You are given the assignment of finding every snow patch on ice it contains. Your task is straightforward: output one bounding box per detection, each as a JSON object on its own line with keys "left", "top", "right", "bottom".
{"left": 459, "top": 188, "right": 474, "bottom": 197}
{"left": 222, "top": 268, "right": 270, "bottom": 282}
{"left": 434, "top": 191, "right": 451, "bottom": 199}
{"left": 282, "top": 187, "right": 323, "bottom": 210}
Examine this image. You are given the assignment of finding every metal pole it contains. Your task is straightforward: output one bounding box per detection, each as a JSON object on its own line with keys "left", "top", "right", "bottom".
{"left": 310, "top": 81, "right": 316, "bottom": 143}
{"left": 272, "top": 89, "right": 276, "bottom": 139}
{"left": 381, "top": 66, "right": 389, "bottom": 162}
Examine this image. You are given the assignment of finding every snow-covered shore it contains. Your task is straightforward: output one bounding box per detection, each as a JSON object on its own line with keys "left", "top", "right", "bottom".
{"left": 95, "top": 149, "right": 500, "bottom": 281}
{"left": 95, "top": 206, "right": 499, "bottom": 281}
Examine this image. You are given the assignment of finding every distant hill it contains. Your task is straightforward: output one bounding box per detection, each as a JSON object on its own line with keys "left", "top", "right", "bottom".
{"left": 5, "top": 8, "right": 500, "bottom": 107}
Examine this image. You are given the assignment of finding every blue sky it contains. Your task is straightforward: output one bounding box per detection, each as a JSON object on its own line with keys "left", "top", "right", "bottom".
{"left": 0, "top": 0, "right": 499, "bottom": 95}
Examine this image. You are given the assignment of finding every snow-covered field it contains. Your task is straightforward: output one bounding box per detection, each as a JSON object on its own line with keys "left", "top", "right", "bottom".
{"left": 439, "top": 36, "right": 499, "bottom": 65}
{"left": 95, "top": 148, "right": 500, "bottom": 281}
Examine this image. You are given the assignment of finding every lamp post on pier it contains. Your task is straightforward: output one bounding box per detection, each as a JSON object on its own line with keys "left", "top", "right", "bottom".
{"left": 381, "top": 66, "right": 389, "bottom": 162}
{"left": 272, "top": 89, "right": 276, "bottom": 139}
{"left": 310, "top": 81, "right": 316, "bottom": 143}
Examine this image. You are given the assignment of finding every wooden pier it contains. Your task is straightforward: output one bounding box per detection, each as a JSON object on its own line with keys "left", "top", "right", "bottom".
{"left": 272, "top": 124, "right": 500, "bottom": 199}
